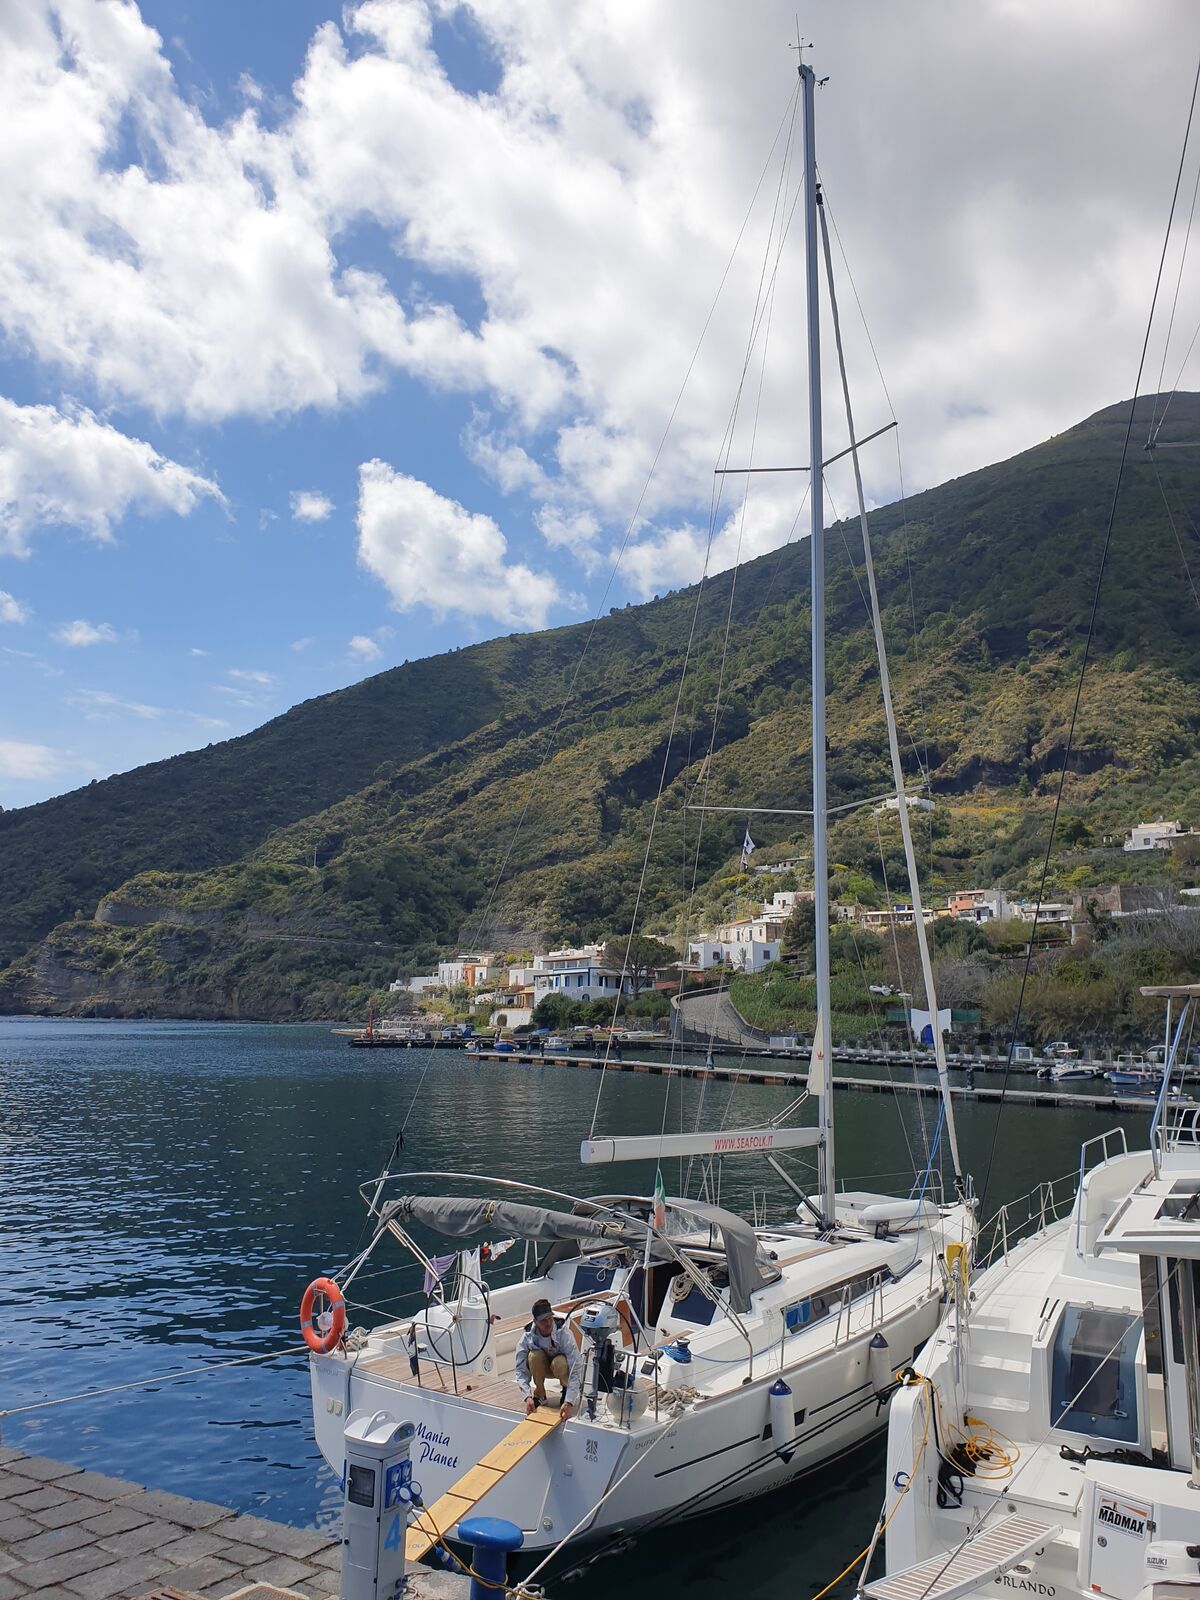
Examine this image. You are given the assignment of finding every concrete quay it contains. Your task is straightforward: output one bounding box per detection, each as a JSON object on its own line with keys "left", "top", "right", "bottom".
{"left": 0, "top": 1449, "right": 465, "bottom": 1600}
{"left": 467, "top": 1048, "right": 1165, "bottom": 1112}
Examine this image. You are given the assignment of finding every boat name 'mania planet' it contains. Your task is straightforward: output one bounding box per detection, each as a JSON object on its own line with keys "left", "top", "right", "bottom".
{"left": 414, "top": 1422, "right": 458, "bottom": 1469}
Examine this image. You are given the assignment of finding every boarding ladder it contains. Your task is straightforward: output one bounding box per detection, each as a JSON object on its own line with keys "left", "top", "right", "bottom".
{"left": 863, "top": 1515, "right": 1060, "bottom": 1600}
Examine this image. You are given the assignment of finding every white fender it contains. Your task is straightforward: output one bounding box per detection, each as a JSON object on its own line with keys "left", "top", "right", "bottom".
{"left": 769, "top": 1378, "right": 796, "bottom": 1460}
{"left": 869, "top": 1331, "right": 892, "bottom": 1395}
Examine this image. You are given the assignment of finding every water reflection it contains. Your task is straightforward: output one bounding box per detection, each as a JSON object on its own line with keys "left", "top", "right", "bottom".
{"left": 0, "top": 1019, "right": 1148, "bottom": 1593}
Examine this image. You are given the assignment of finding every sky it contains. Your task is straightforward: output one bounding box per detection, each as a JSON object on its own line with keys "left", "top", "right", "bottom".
{"left": 2, "top": 0, "right": 1199, "bottom": 808}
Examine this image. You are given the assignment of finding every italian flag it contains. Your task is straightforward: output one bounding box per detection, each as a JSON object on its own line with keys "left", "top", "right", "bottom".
{"left": 652, "top": 1165, "right": 666, "bottom": 1231}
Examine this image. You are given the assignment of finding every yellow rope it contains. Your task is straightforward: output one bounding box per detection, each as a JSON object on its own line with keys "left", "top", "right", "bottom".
{"left": 809, "top": 1372, "right": 934, "bottom": 1600}
{"left": 409, "top": 1505, "right": 526, "bottom": 1598}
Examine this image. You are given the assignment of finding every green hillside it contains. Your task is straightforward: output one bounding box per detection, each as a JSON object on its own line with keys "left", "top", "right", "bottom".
{"left": 4, "top": 392, "right": 1200, "bottom": 1020}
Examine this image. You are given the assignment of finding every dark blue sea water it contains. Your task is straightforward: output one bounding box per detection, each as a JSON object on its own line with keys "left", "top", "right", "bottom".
{"left": 0, "top": 1019, "right": 1149, "bottom": 1596}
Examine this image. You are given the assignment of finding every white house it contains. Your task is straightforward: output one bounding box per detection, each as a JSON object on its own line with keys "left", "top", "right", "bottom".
{"left": 686, "top": 935, "right": 780, "bottom": 972}
{"left": 1124, "top": 819, "right": 1187, "bottom": 852}
{"left": 716, "top": 911, "right": 788, "bottom": 944}
{"left": 490, "top": 1004, "right": 533, "bottom": 1029}
{"left": 948, "top": 888, "right": 1011, "bottom": 923}
{"left": 392, "top": 973, "right": 439, "bottom": 994}
{"left": 532, "top": 945, "right": 634, "bottom": 1002}
{"left": 766, "top": 890, "right": 812, "bottom": 915}
{"left": 748, "top": 855, "right": 808, "bottom": 876}
{"left": 437, "top": 953, "right": 500, "bottom": 988}
{"left": 1010, "top": 899, "right": 1073, "bottom": 926}
{"left": 858, "top": 903, "right": 939, "bottom": 932}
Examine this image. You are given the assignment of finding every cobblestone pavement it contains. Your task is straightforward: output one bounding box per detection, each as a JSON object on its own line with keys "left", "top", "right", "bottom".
{"left": 0, "top": 1449, "right": 465, "bottom": 1600}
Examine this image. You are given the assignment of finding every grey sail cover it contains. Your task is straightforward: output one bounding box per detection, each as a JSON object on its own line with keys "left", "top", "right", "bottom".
{"left": 667, "top": 1199, "right": 782, "bottom": 1313}
{"left": 383, "top": 1194, "right": 642, "bottom": 1247}
{"left": 383, "top": 1194, "right": 778, "bottom": 1313}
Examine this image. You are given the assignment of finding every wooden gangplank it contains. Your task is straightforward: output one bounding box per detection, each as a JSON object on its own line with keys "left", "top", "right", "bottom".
{"left": 406, "top": 1408, "right": 561, "bottom": 1561}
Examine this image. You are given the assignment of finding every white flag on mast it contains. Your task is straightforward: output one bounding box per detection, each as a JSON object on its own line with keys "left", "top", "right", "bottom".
{"left": 909, "top": 1007, "right": 952, "bottom": 1046}
{"left": 740, "top": 829, "right": 756, "bottom": 868}
{"left": 807, "top": 1010, "right": 830, "bottom": 1098}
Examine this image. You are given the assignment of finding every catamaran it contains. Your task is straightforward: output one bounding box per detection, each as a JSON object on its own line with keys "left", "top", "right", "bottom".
{"left": 301, "top": 60, "right": 975, "bottom": 1564}
{"left": 872, "top": 984, "right": 1200, "bottom": 1600}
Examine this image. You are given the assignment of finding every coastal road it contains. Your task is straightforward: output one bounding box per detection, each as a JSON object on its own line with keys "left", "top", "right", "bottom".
{"left": 674, "top": 987, "right": 765, "bottom": 1048}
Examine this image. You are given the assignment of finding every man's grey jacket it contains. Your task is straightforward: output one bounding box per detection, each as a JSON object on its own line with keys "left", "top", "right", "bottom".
{"left": 514, "top": 1317, "right": 583, "bottom": 1405}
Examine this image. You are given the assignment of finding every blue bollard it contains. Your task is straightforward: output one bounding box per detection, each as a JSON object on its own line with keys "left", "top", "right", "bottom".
{"left": 458, "top": 1516, "right": 523, "bottom": 1600}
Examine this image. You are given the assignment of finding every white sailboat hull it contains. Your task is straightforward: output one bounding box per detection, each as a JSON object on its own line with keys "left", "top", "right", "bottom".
{"left": 310, "top": 1217, "right": 968, "bottom": 1555}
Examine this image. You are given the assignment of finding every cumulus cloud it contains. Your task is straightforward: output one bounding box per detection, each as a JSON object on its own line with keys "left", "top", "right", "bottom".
{"left": 357, "top": 461, "right": 562, "bottom": 628}
{"left": 290, "top": 489, "right": 335, "bottom": 523}
{"left": 0, "top": 738, "right": 63, "bottom": 782}
{"left": 54, "top": 619, "right": 119, "bottom": 647}
{"left": 348, "top": 634, "right": 382, "bottom": 661}
{"left": 227, "top": 668, "right": 275, "bottom": 686}
{"left": 0, "top": 0, "right": 1195, "bottom": 607}
{"left": 621, "top": 488, "right": 809, "bottom": 598}
{"left": 0, "top": 591, "right": 28, "bottom": 623}
{"left": 0, "top": 398, "right": 222, "bottom": 556}
{"left": 290, "top": 636, "right": 315, "bottom": 652}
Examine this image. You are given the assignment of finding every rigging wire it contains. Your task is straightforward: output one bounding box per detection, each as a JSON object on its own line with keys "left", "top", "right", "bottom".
{"left": 1151, "top": 99, "right": 1200, "bottom": 438}
{"left": 1150, "top": 454, "right": 1200, "bottom": 613}
{"left": 817, "top": 462, "right": 938, "bottom": 1174}
{"left": 393, "top": 78, "right": 803, "bottom": 1144}
{"left": 820, "top": 186, "right": 934, "bottom": 795}
{"left": 592, "top": 83, "right": 806, "bottom": 1140}
{"left": 816, "top": 188, "right": 965, "bottom": 1187}
{"left": 674, "top": 117, "right": 806, "bottom": 1158}
{"left": 0, "top": 1344, "right": 309, "bottom": 1421}
{"left": 978, "top": 44, "right": 1200, "bottom": 1209}
{"left": 873, "top": 810, "right": 934, "bottom": 1169}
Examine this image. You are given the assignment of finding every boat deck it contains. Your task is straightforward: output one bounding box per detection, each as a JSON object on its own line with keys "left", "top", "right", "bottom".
{"left": 360, "top": 1353, "right": 527, "bottom": 1412}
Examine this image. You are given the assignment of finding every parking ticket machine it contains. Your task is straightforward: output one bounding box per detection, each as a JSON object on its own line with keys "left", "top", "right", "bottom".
{"left": 340, "top": 1410, "right": 416, "bottom": 1600}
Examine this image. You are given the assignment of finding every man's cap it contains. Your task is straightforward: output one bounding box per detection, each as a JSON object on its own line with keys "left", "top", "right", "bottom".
{"left": 531, "top": 1297, "right": 553, "bottom": 1319}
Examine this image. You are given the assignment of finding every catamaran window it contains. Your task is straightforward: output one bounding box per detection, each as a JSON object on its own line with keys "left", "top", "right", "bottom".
{"left": 1050, "top": 1306, "right": 1141, "bottom": 1443}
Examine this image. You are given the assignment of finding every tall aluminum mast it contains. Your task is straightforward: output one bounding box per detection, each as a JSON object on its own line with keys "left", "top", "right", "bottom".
{"left": 799, "top": 62, "right": 836, "bottom": 1225}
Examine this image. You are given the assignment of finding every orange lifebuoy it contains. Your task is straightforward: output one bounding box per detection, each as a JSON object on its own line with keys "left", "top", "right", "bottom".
{"left": 300, "top": 1276, "right": 346, "bottom": 1353}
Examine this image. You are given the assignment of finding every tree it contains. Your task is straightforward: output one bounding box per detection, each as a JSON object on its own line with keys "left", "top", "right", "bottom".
{"left": 782, "top": 899, "right": 816, "bottom": 963}
{"left": 532, "top": 992, "right": 580, "bottom": 1030}
{"left": 600, "top": 933, "right": 680, "bottom": 998}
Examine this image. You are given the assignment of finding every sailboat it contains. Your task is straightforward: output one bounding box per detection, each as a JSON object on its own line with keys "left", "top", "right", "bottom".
{"left": 873, "top": 986, "right": 1200, "bottom": 1600}
{"left": 302, "top": 61, "right": 975, "bottom": 1563}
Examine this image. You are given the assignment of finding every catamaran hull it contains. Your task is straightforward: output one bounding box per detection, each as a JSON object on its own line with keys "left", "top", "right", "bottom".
{"left": 310, "top": 1289, "right": 942, "bottom": 1553}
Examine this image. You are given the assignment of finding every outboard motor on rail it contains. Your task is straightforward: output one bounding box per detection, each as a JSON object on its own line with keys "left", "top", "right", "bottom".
{"left": 580, "top": 1301, "right": 620, "bottom": 1419}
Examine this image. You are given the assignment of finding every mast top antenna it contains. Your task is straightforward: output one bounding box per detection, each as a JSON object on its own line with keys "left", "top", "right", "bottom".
{"left": 790, "top": 39, "right": 827, "bottom": 84}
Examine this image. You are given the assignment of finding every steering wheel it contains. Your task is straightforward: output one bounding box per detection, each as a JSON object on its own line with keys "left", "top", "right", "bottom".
{"left": 419, "top": 1271, "right": 492, "bottom": 1366}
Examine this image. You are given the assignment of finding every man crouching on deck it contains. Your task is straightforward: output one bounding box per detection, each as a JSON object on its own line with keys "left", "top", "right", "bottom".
{"left": 516, "top": 1298, "right": 581, "bottom": 1419}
